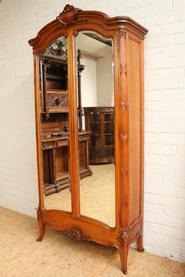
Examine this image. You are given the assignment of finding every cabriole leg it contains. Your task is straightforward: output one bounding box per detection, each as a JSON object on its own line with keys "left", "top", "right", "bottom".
{"left": 118, "top": 244, "right": 129, "bottom": 274}
{"left": 36, "top": 207, "right": 45, "bottom": 241}
{"left": 137, "top": 234, "right": 144, "bottom": 252}
{"left": 36, "top": 220, "right": 45, "bottom": 241}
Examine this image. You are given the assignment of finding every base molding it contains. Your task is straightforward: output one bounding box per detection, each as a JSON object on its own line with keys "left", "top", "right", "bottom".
{"left": 37, "top": 207, "right": 143, "bottom": 274}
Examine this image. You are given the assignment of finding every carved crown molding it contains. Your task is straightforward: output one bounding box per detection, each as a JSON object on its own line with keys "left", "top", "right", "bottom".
{"left": 28, "top": 4, "right": 148, "bottom": 54}
{"left": 57, "top": 4, "right": 81, "bottom": 26}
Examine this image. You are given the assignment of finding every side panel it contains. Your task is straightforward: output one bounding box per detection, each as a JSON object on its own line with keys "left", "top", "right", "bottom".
{"left": 127, "top": 33, "right": 143, "bottom": 227}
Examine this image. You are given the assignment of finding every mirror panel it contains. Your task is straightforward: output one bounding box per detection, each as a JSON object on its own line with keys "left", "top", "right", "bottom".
{"left": 75, "top": 32, "right": 115, "bottom": 226}
{"left": 39, "top": 37, "right": 71, "bottom": 212}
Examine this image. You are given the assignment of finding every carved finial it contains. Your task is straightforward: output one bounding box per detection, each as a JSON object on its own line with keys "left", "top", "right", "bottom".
{"left": 57, "top": 4, "right": 81, "bottom": 26}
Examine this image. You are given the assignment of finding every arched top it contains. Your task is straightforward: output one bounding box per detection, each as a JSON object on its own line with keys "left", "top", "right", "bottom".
{"left": 28, "top": 4, "right": 148, "bottom": 54}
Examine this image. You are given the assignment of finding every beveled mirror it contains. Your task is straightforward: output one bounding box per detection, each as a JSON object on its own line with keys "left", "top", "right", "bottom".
{"left": 29, "top": 4, "right": 148, "bottom": 274}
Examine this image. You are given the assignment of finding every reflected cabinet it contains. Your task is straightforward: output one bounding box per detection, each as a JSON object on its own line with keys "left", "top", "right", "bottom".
{"left": 29, "top": 4, "right": 148, "bottom": 274}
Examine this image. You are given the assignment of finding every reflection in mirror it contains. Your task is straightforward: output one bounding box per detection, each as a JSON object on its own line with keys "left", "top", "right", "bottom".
{"left": 39, "top": 37, "right": 71, "bottom": 212}
{"left": 76, "top": 32, "right": 115, "bottom": 226}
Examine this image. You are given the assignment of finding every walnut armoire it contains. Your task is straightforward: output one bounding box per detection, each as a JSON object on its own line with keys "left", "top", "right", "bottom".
{"left": 28, "top": 4, "right": 148, "bottom": 274}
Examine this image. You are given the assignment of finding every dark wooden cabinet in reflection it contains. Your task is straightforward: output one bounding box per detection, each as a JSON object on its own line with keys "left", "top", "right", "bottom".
{"left": 42, "top": 130, "right": 69, "bottom": 196}
{"left": 40, "top": 55, "right": 69, "bottom": 116}
{"left": 42, "top": 130, "right": 91, "bottom": 196}
{"left": 84, "top": 107, "right": 114, "bottom": 164}
{"left": 40, "top": 54, "right": 92, "bottom": 196}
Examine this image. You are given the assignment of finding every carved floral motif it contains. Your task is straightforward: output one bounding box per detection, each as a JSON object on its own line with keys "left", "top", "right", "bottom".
{"left": 121, "top": 166, "right": 128, "bottom": 175}
{"left": 120, "top": 64, "right": 127, "bottom": 75}
{"left": 63, "top": 227, "right": 90, "bottom": 241}
{"left": 37, "top": 206, "right": 43, "bottom": 221}
{"left": 120, "top": 100, "right": 127, "bottom": 111}
{"left": 117, "top": 28, "right": 126, "bottom": 58}
{"left": 118, "top": 228, "right": 129, "bottom": 244}
{"left": 48, "top": 95, "right": 69, "bottom": 108}
{"left": 120, "top": 132, "right": 128, "bottom": 143}
{"left": 119, "top": 28, "right": 126, "bottom": 37}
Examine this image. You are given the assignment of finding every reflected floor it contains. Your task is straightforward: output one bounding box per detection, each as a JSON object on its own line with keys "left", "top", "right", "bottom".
{"left": 80, "top": 164, "right": 115, "bottom": 227}
{"left": 45, "top": 164, "right": 115, "bottom": 227}
{"left": 44, "top": 185, "right": 71, "bottom": 212}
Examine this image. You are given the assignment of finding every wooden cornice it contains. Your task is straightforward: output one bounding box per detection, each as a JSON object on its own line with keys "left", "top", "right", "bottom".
{"left": 28, "top": 4, "right": 148, "bottom": 54}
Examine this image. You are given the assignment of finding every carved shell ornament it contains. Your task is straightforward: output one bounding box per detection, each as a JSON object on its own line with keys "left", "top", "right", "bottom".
{"left": 63, "top": 227, "right": 90, "bottom": 241}
{"left": 57, "top": 4, "right": 81, "bottom": 26}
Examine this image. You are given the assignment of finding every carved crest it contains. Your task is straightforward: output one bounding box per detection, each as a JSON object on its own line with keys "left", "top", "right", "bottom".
{"left": 57, "top": 4, "right": 81, "bottom": 26}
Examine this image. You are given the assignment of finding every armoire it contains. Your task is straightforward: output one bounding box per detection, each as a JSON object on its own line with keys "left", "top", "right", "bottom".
{"left": 29, "top": 4, "right": 148, "bottom": 274}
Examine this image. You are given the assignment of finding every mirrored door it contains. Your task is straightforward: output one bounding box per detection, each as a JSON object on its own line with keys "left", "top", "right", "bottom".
{"left": 75, "top": 32, "right": 115, "bottom": 226}
{"left": 38, "top": 37, "right": 71, "bottom": 212}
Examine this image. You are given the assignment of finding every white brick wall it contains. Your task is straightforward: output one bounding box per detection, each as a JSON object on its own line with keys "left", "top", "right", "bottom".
{"left": 0, "top": 0, "right": 185, "bottom": 263}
